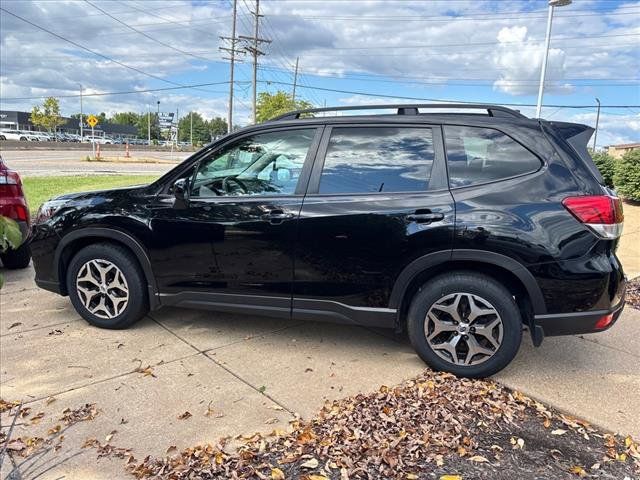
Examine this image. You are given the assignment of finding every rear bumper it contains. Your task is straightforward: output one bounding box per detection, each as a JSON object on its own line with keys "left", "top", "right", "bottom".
{"left": 533, "top": 298, "right": 625, "bottom": 336}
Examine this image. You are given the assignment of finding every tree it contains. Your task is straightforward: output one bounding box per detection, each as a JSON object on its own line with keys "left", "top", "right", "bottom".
{"left": 110, "top": 112, "right": 140, "bottom": 126}
{"left": 614, "top": 149, "right": 640, "bottom": 202}
{"left": 256, "top": 91, "right": 312, "bottom": 123}
{"left": 178, "top": 112, "right": 208, "bottom": 144}
{"left": 208, "top": 117, "right": 228, "bottom": 137}
{"left": 590, "top": 150, "right": 615, "bottom": 188}
{"left": 136, "top": 112, "right": 160, "bottom": 140}
{"left": 30, "top": 97, "right": 66, "bottom": 133}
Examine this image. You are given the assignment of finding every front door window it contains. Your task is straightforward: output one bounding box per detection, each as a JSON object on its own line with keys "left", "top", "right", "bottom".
{"left": 191, "top": 129, "right": 317, "bottom": 198}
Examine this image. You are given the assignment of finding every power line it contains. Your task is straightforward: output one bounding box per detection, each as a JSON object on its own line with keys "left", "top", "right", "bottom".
{"left": 83, "top": 0, "right": 213, "bottom": 63}
{"left": 0, "top": 81, "right": 240, "bottom": 101}
{"left": 0, "top": 6, "right": 213, "bottom": 92}
{"left": 259, "top": 80, "right": 640, "bottom": 108}
{"left": 265, "top": 9, "right": 640, "bottom": 23}
{"left": 257, "top": 65, "right": 640, "bottom": 87}
{"left": 292, "top": 33, "right": 639, "bottom": 52}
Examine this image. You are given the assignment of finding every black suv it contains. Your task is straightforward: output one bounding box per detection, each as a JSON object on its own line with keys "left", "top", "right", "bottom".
{"left": 31, "top": 104, "right": 626, "bottom": 378}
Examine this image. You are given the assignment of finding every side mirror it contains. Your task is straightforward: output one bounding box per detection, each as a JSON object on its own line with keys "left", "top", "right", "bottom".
{"left": 172, "top": 178, "right": 188, "bottom": 201}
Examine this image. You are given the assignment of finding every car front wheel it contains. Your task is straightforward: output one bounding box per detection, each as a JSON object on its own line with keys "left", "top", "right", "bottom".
{"left": 67, "top": 243, "right": 149, "bottom": 329}
{"left": 407, "top": 271, "right": 522, "bottom": 378}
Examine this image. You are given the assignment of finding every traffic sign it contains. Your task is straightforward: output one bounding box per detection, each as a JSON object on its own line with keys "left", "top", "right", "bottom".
{"left": 87, "top": 115, "right": 99, "bottom": 128}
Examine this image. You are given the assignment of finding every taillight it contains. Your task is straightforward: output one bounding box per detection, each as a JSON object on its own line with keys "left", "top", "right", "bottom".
{"left": 594, "top": 313, "right": 614, "bottom": 330}
{"left": 562, "top": 195, "right": 624, "bottom": 239}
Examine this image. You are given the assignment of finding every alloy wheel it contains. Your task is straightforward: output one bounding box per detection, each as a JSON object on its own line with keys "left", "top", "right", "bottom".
{"left": 425, "top": 292, "right": 503, "bottom": 366}
{"left": 75, "top": 259, "right": 129, "bottom": 319}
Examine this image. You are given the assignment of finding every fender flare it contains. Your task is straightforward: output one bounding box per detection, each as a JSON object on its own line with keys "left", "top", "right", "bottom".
{"left": 54, "top": 227, "right": 160, "bottom": 309}
{"left": 389, "top": 249, "right": 546, "bottom": 315}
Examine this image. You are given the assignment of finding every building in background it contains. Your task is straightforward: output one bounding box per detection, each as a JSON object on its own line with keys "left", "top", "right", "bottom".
{"left": 0, "top": 110, "right": 137, "bottom": 139}
{"left": 607, "top": 143, "right": 640, "bottom": 159}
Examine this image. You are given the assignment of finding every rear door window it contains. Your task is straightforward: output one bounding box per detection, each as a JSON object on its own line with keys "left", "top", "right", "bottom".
{"left": 318, "top": 126, "right": 435, "bottom": 194}
{"left": 444, "top": 125, "right": 541, "bottom": 188}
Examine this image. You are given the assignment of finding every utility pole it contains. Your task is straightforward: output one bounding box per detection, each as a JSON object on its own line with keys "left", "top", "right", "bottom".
{"left": 78, "top": 83, "right": 83, "bottom": 138}
{"left": 292, "top": 56, "right": 299, "bottom": 102}
{"left": 156, "top": 100, "right": 160, "bottom": 142}
{"left": 240, "top": 0, "right": 271, "bottom": 124}
{"left": 190, "top": 111, "right": 193, "bottom": 146}
{"left": 592, "top": 98, "right": 601, "bottom": 151}
{"left": 147, "top": 105, "right": 150, "bottom": 144}
{"left": 220, "top": 0, "right": 239, "bottom": 134}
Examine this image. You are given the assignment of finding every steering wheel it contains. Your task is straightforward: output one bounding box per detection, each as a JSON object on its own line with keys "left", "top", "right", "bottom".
{"left": 222, "top": 176, "right": 248, "bottom": 194}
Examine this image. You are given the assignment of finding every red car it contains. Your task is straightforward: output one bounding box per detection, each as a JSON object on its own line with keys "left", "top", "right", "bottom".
{"left": 0, "top": 155, "right": 31, "bottom": 269}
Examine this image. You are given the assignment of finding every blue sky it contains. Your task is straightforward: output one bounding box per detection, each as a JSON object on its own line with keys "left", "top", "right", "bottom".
{"left": 1, "top": 0, "right": 638, "bottom": 146}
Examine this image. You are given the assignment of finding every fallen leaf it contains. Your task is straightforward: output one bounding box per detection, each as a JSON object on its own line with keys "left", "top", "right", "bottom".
{"left": 8, "top": 322, "right": 22, "bottom": 329}
{"left": 301, "top": 458, "right": 319, "bottom": 469}
{"left": 47, "top": 425, "right": 62, "bottom": 435}
{"left": 30, "top": 412, "right": 45, "bottom": 424}
{"left": 439, "top": 476, "right": 463, "bottom": 480}
{"left": 569, "top": 465, "right": 587, "bottom": 477}
{"left": 543, "top": 417, "right": 551, "bottom": 428}
{"left": 265, "top": 417, "right": 279, "bottom": 425}
{"left": 468, "top": 455, "right": 489, "bottom": 463}
{"left": 258, "top": 385, "right": 267, "bottom": 393}
{"left": 105, "top": 430, "right": 117, "bottom": 442}
{"left": 552, "top": 429, "right": 567, "bottom": 435}
{"left": 135, "top": 365, "right": 156, "bottom": 377}
{"left": 166, "top": 445, "right": 177, "bottom": 454}
{"left": 6, "top": 439, "right": 26, "bottom": 451}
{"left": 45, "top": 396, "right": 56, "bottom": 405}
{"left": 271, "top": 468, "right": 285, "bottom": 480}
{"left": 303, "top": 475, "right": 328, "bottom": 480}
{"left": 177, "top": 411, "right": 192, "bottom": 420}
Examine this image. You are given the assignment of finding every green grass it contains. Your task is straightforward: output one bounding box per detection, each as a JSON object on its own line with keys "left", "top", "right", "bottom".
{"left": 22, "top": 174, "right": 160, "bottom": 212}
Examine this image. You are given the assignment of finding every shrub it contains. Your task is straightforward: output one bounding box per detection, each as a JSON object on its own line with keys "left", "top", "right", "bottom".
{"left": 591, "top": 151, "right": 615, "bottom": 188}
{"left": 614, "top": 149, "right": 640, "bottom": 202}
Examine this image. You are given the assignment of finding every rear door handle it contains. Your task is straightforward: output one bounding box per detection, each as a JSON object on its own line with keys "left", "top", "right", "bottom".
{"left": 406, "top": 212, "right": 445, "bottom": 223}
{"left": 262, "top": 210, "right": 294, "bottom": 224}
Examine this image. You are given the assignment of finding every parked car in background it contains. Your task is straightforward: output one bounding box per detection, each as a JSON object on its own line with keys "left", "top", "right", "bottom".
{"left": 31, "top": 132, "right": 51, "bottom": 142}
{"left": 17, "top": 130, "right": 41, "bottom": 141}
{"left": 83, "top": 135, "right": 113, "bottom": 145}
{"left": 0, "top": 129, "right": 30, "bottom": 141}
{"left": 0, "top": 155, "right": 31, "bottom": 269}
{"left": 30, "top": 103, "right": 627, "bottom": 378}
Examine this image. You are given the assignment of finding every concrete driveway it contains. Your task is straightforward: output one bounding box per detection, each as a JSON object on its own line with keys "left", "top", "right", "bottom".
{"left": 1, "top": 264, "right": 638, "bottom": 480}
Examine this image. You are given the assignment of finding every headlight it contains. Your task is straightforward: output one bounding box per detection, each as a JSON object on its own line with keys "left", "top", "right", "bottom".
{"left": 35, "top": 199, "right": 69, "bottom": 224}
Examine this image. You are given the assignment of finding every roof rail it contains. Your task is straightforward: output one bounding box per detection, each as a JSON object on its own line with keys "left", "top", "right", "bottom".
{"left": 270, "top": 103, "right": 526, "bottom": 121}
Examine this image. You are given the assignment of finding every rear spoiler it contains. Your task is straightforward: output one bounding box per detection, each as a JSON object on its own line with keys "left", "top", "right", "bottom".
{"left": 544, "top": 121, "right": 604, "bottom": 185}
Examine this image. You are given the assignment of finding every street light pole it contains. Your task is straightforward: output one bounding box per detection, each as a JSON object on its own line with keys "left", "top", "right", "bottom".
{"left": 593, "top": 98, "right": 601, "bottom": 151}
{"left": 535, "top": 0, "right": 572, "bottom": 118}
{"left": 157, "top": 100, "right": 160, "bottom": 142}
{"left": 147, "top": 104, "right": 151, "bottom": 144}
{"left": 78, "top": 83, "right": 83, "bottom": 139}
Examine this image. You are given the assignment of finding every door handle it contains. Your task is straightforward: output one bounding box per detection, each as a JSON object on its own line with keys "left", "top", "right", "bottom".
{"left": 262, "top": 210, "right": 294, "bottom": 224}
{"left": 406, "top": 212, "right": 444, "bottom": 223}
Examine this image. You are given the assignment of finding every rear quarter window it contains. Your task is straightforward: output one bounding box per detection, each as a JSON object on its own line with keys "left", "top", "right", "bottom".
{"left": 444, "top": 125, "right": 542, "bottom": 188}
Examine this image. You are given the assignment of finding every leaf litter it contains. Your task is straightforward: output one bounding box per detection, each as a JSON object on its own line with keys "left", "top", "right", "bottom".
{"left": 116, "top": 371, "right": 639, "bottom": 479}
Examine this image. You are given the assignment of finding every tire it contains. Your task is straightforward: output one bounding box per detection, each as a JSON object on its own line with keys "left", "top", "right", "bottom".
{"left": 407, "top": 271, "right": 522, "bottom": 378}
{"left": 66, "top": 243, "right": 149, "bottom": 329}
{"left": 0, "top": 135, "right": 6, "bottom": 141}
{"left": 1, "top": 243, "right": 31, "bottom": 269}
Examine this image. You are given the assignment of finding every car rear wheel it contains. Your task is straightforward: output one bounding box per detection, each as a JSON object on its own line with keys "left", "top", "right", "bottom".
{"left": 67, "top": 243, "right": 149, "bottom": 329}
{"left": 407, "top": 271, "right": 522, "bottom": 378}
{"left": 1, "top": 243, "right": 31, "bottom": 269}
